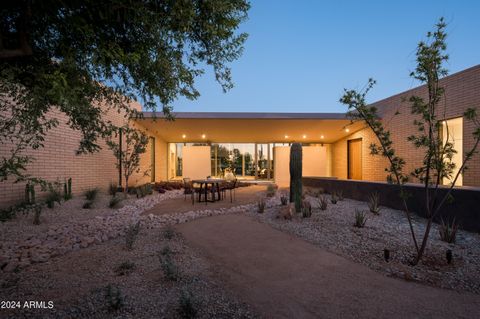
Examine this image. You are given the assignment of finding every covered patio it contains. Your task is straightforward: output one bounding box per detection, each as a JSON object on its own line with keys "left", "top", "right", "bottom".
{"left": 136, "top": 112, "right": 365, "bottom": 186}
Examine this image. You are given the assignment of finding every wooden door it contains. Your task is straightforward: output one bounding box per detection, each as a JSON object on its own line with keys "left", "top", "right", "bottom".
{"left": 348, "top": 139, "right": 362, "bottom": 180}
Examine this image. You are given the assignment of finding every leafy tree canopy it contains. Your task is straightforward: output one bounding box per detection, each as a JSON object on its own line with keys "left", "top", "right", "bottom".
{"left": 0, "top": 0, "right": 249, "bottom": 181}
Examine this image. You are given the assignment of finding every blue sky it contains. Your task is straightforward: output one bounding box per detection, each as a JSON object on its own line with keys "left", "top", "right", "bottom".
{"left": 171, "top": 0, "right": 480, "bottom": 113}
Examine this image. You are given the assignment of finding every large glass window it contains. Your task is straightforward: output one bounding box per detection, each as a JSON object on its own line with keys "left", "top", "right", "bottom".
{"left": 211, "top": 144, "right": 255, "bottom": 178}
{"left": 442, "top": 117, "right": 463, "bottom": 186}
{"left": 170, "top": 142, "right": 275, "bottom": 180}
{"left": 168, "top": 143, "right": 183, "bottom": 179}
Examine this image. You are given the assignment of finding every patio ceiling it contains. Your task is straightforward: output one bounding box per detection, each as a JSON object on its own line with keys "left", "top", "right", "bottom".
{"left": 136, "top": 112, "right": 366, "bottom": 144}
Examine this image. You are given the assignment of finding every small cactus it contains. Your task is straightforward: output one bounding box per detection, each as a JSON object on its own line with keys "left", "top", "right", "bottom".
{"left": 63, "top": 178, "right": 73, "bottom": 201}
{"left": 25, "top": 183, "right": 35, "bottom": 204}
{"left": 289, "top": 143, "right": 303, "bottom": 213}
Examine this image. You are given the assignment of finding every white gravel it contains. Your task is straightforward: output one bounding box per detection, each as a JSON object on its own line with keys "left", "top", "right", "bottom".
{"left": 247, "top": 191, "right": 480, "bottom": 294}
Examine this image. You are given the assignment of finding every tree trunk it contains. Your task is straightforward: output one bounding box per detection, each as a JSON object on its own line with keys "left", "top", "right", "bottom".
{"left": 124, "top": 176, "right": 129, "bottom": 198}
{"left": 414, "top": 218, "right": 433, "bottom": 265}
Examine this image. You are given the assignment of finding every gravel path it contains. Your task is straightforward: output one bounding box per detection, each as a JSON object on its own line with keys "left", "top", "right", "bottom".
{"left": 177, "top": 214, "right": 480, "bottom": 319}
{"left": 248, "top": 191, "right": 480, "bottom": 294}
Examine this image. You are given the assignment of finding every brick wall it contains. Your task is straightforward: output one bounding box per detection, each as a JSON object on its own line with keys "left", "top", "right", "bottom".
{"left": 332, "top": 127, "right": 389, "bottom": 181}
{"left": 332, "top": 65, "right": 480, "bottom": 186}
{"left": 0, "top": 101, "right": 161, "bottom": 208}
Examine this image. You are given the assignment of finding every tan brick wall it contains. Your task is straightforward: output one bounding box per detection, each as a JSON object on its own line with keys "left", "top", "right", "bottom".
{"left": 0, "top": 101, "right": 162, "bottom": 208}
{"left": 332, "top": 127, "right": 389, "bottom": 181}
{"left": 333, "top": 65, "right": 480, "bottom": 186}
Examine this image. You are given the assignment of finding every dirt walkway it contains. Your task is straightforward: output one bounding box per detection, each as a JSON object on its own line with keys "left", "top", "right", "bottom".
{"left": 177, "top": 214, "right": 480, "bottom": 319}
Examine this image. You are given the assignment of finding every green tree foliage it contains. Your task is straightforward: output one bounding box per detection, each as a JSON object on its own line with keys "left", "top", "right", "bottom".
{"left": 0, "top": 0, "right": 250, "bottom": 182}
{"left": 106, "top": 123, "right": 149, "bottom": 195}
{"left": 340, "top": 18, "right": 480, "bottom": 265}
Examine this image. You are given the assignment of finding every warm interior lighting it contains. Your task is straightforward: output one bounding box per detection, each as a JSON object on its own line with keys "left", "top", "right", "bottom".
{"left": 302, "top": 134, "right": 307, "bottom": 139}
{"left": 345, "top": 128, "right": 350, "bottom": 133}
{"left": 320, "top": 135, "right": 324, "bottom": 139}
{"left": 201, "top": 134, "right": 206, "bottom": 139}
{"left": 182, "top": 134, "right": 186, "bottom": 139}
{"left": 284, "top": 135, "right": 289, "bottom": 139}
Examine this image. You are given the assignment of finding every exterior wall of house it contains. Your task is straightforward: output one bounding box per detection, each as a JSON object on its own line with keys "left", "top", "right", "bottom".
{"left": 333, "top": 65, "right": 480, "bottom": 187}
{"left": 274, "top": 145, "right": 331, "bottom": 187}
{"left": 332, "top": 127, "right": 388, "bottom": 181}
{"left": 0, "top": 101, "right": 155, "bottom": 208}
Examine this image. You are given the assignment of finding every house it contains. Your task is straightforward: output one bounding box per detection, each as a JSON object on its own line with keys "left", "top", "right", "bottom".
{"left": 1, "top": 65, "right": 479, "bottom": 207}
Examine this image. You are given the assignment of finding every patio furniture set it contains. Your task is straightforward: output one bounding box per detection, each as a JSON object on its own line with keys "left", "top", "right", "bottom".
{"left": 183, "top": 177, "right": 238, "bottom": 205}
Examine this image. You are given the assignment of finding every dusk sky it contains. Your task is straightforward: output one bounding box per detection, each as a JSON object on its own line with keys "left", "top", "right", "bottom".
{"left": 171, "top": 0, "right": 480, "bottom": 113}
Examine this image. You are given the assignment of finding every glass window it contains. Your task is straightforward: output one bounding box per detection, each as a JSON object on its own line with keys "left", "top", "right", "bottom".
{"left": 441, "top": 117, "right": 463, "bottom": 186}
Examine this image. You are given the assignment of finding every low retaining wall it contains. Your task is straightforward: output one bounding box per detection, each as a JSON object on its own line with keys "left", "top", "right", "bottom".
{"left": 303, "top": 177, "right": 480, "bottom": 233}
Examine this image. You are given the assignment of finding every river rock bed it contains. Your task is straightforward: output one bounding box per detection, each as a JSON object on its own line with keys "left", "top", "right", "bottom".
{"left": 0, "top": 190, "right": 255, "bottom": 274}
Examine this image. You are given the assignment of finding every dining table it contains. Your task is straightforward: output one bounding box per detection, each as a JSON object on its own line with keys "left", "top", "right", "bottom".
{"left": 191, "top": 178, "right": 225, "bottom": 204}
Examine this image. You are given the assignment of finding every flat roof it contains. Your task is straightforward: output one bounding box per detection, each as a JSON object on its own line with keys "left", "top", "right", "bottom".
{"left": 141, "top": 111, "right": 348, "bottom": 120}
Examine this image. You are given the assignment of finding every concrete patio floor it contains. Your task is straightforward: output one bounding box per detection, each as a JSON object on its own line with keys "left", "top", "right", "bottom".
{"left": 142, "top": 185, "right": 268, "bottom": 216}
{"left": 177, "top": 214, "right": 480, "bottom": 319}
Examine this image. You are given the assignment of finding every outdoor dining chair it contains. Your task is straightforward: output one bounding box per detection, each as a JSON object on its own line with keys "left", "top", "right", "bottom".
{"left": 221, "top": 178, "right": 237, "bottom": 203}
{"left": 183, "top": 177, "right": 199, "bottom": 205}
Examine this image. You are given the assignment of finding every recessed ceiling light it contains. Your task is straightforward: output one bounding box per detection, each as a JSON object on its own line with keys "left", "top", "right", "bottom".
{"left": 284, "top": 135, "right": 289, "bottom": 139}
{"left": 320, "top": 135, "right": 324, "bottom": 139}
{"left": 302, "top": 134, "right": 307, "bottom": 139}
{"left": 201, "top": 134, "right": 206, "bottom": 139}
{"left": 345, "top": 128, "right": 350, "bottom": 133}
{"left": 182, "top": 134, "right": 186, "bottom": 139}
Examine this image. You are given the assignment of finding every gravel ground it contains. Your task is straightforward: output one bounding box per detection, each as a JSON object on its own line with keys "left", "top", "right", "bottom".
{"left": 0, "top": 225, "right": 257, "bottom": 319}
{"left": 248, "top": 191, "right": 480, "bottom": 294}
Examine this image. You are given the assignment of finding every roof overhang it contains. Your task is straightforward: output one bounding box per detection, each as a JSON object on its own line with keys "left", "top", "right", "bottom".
{"left": 137, "top": 112, "right": 365, "bottom": 144}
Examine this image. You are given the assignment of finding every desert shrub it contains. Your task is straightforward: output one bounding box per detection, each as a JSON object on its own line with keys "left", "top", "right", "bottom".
{"left": 45, "top": 185, "right": 62, "bottom": 208}
{"left": 82, "top": 201, "right": 94, "bottom": 209}
{"left": 257, "top": 200, "right": 266, "bottom": 214}
{"left": 114, "top": 261, "right": 136, "bottom": 276}
{"left": 330, "top": 192, "right": 338, "bottom": 204}
{"left": 163, "top": 226, "right": 176, "bottom": 240}
{"left": 108, "top": 182, "right": 118, "bottom": 196}
{"left": 302, "top": 200, "right": 312, "bottom": 218}
{"left": 336, "top": 189, "right": 344, "bottom": 201}
{"left": 317, "top": 196, "right": 328, "bottom": 210}
{"left": 136, "top": 186, "right": 144, "bottom": 198}
{"left": 0, "top": 207, "right": 16, "bottom": 222}
{"left": 0, "top": 203, "right": 42, "bottom": 222}
{"left": 266, "top": 184, "right": 277, "bottom": 197}
{"left": 368, "top": 192, "right": 381, "bottom": 215}
{"left": 160, "top": 245, "right": 173, "bottom": 257}
{"left": 159, "top": 254, "right": 179, "bottom": 281}
{"left": 85, "top": 188, "right": 99, "bottom": 201}
{"left": 178, "top": 288, "right": 198, "bottom": 319}
{"left": 439, "top": 218, "right": 458, "bottom": 243}
{"left": 354, "top": 209, "right": 367, "bottom": 228}
{"left": 125, "top": 221, "right": 141, "bottom": 250}
{"left": 109, "top": 196, "right": 122, "bottom": 209}
{"left": 145, "top": 183, "right": 153, "bottom": 195}
{"left": 105, "top": 285, "right": 124, "bottom": 311}
{"left": 280, "top": 195, "right": 288, "bottom": 206}
{"left": 32, "top": 205, "right": 42, "bottom": 225}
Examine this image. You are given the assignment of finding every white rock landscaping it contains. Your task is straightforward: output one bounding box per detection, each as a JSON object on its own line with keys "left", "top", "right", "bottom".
{"left": 0, "top": 190, "right": 255, "bottom": 274}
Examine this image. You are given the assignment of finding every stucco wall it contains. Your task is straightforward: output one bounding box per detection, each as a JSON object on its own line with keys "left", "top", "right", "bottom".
{"left": 274, "top": 145, "right": 330, "bottom": 187}
{"left": 182, "top": 146, "right": 211, "bottom": 180}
